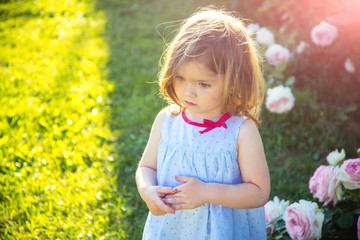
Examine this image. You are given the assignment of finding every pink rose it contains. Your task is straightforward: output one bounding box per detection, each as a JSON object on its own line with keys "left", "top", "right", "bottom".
{"left": 309, "top": 165, "right": 340, "bottom": 205}
{"left": 265, "top": 85, "right": 295, "bottom": 114}
{"left": 337, "top": 158, "right": 360, "bottom": 190}
{"left": 265, "top": 44, "right": 290, "bottom": 66}
{"left": 283, "top": 200, "right": 324, "bottom": 240}
{"left": 265, "top": 196, "right": 290, "bottom": 234}
{"left": 311, "top": 21, "right": 338, "bottom": 47}
{"left": 358, "top": 216, "right": 360, "bottom": 240}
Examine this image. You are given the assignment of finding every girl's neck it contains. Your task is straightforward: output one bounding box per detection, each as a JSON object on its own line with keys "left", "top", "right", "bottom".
{"left": 183, "top": 108, "right": 226, "bottom": 123}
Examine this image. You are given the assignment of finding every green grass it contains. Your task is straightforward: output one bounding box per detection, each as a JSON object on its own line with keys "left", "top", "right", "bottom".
{"left": 0, "top": 0, "right": 125, "bottom": 239}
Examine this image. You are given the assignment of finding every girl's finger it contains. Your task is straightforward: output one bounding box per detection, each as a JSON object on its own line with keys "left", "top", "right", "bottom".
{"left": 163, "top": 191, "right": 182, "bottom": 199}
{"left": 157, "top": 186, "right": 178, "bottom": 194}
{"left": 163, "top": 197, "right": 178, "bottom": 204}
{"left": 172, "top": 203, "right": 185, "bottom": 211}
{"left": 156, "top": 198, "right": 175, "bottom": 214}
{"left": 174, "top": 176, "right": 192, "bottom": 183}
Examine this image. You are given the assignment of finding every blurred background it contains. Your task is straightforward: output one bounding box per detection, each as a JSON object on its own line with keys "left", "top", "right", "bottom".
{"left": 1, "top": 0, "right": 359, "bottom": 239}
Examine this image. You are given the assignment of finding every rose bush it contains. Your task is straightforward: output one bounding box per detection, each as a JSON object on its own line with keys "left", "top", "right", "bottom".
{"left": 265, "top": 148, "right": 360, "bottom": 239}
{"left": 240, "top": 2, "right": 360, "bottom": 238}
{"left": 235, "top": 1, "right": 360, "bottom": 239}
{"left": 240, "top": 0, "right": 360, "bottom": 129}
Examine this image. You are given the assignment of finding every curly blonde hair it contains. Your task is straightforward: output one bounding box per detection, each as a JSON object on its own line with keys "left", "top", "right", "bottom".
{"left": 159, "top": 7, "right": 265, "bottom": 127}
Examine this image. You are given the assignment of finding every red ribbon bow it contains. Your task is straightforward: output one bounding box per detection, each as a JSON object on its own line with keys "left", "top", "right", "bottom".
{"left": 182, "top": 110, "right": 231, "bottom": 134}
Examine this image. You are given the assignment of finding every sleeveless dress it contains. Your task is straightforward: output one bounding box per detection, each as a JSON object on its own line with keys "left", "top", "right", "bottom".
{"left": 142, "top": 108, "right": 266, "bottom": 240}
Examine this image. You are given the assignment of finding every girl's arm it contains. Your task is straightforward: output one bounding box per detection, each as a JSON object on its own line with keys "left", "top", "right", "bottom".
{"left": 163, "top": 119, "right": 271, "bottom": 210}
{"left": 135, "top": 109, "right": 177, "bottom": 215}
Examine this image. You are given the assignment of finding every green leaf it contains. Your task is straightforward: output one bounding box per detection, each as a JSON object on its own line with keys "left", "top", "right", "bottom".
{"left": 313, "top": 152, "right": 320, "bottom": 161}
{"left": 336, "top": 112, "right": 348, "bottom": 122}
{"left": 275, "top": 61, "right": 288, "bottom": 73}
{"left": 336, "top": 212, "right": 354, "bottom": 229}
{"left": 267, "top": 77, "right": 274, "bottom": 86}
{"left": 343, "top": 104, "right": 357, "bottom": 113}
{"left": 354, "top": 208, "right": 360, "bottom": 215}
{"left": 285, "top": 76, "right": 295, "bottom": 86}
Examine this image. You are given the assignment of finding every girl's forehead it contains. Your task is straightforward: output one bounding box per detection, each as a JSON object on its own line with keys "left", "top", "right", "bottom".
{"left": 176, "top": 54, "right": 218, "bottom": 75}
{"left": 177, "top": 60, "right": 216, "bottom": 75}
{"left": 175, "top": 60, "right": 223, "bottom": 82}
{"left": 175, "top": 47, "right": 218, "bottom": 70}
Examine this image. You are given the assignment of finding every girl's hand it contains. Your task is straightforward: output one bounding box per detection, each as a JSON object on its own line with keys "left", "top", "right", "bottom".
{"left": 143, "top": 186, "right": 177, "bottom": 216}
{"left": 162, "top": 176, "right": 207, "bottom": 210}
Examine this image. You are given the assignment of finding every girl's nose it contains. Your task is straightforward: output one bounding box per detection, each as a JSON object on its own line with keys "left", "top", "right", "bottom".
{"left": 184, "top": 83, "right": 196, "bottom": 97}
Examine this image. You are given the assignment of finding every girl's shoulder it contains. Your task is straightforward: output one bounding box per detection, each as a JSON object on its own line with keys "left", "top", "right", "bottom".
{"left": 236, "top": 118, "right": 262, "bottom": 144}
{"left": 227, "top": 114, "right": 248, "bottom": 129}
{"left": 155, "top": 104, "right": 180, "bottom": 116}
{"left": 155, "top": 105, "right": 181, "bottom": 124}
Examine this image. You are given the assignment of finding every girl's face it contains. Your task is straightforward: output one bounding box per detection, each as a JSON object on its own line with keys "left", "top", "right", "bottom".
{"left": 173, "top": 60, "right": 225, "bottom": 121}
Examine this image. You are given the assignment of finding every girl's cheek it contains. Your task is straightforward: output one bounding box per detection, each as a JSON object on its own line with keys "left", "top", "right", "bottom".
{"left": 173, "top": 80, "right": 182, "bottom": 90}
{"left": 173, "top": 82, "right": 179, "bottom": 91}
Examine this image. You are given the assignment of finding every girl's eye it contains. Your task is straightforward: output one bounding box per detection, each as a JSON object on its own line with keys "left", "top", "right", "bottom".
{"left": 174, "top": 75, "right": 184, "bottom": 81}
{"left": 199, "top": 82, "right": 211, "bottom": 88}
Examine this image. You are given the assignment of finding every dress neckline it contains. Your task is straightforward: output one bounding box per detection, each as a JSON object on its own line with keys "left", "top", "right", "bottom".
{"left": 181, "top": 109, "right": 232, "bottom": 134}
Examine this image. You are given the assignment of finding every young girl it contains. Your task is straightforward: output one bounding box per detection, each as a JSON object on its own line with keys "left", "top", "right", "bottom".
{"left": 136, "top": 7, "right": 270, "bottom": 240}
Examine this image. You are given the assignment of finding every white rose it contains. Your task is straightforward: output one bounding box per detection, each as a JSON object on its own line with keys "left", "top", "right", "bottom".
{"left": 326, "top": 149, "right": 346, "bottom": 166}
{"left": 265, "top": 196, "right": 290, "bottom": 234}
{"left": 265, "top": 44, "right": 290, "bottom": 66}
{"left": 246, "top": 23, "right": 259, "bottom": 36}
{"left": 265, "top": 196, "right": 289, "bottom": 221}
{"left": 256, "top": 27, "right": 275, "bottom": 46}
{"left": 311, "top": 21, "right": 338, "bottom": 47}
{"left": 296, "top": 41, "right": 308, "bottom": 54}
{"left": 344, "top": 58, "right": 355, "bottom": 73}
{"left": 266, "top": 85, "right": 295, "bottom": 114}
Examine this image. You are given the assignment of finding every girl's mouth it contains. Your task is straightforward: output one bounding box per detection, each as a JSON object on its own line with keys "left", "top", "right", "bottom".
{"left": 185, "top": 101, "right": 197, "bottom": 106}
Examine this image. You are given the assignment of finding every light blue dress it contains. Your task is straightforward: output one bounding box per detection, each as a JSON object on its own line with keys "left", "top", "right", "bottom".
{"left": 142, "top": 109, "right": 266, "bottom": 240}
